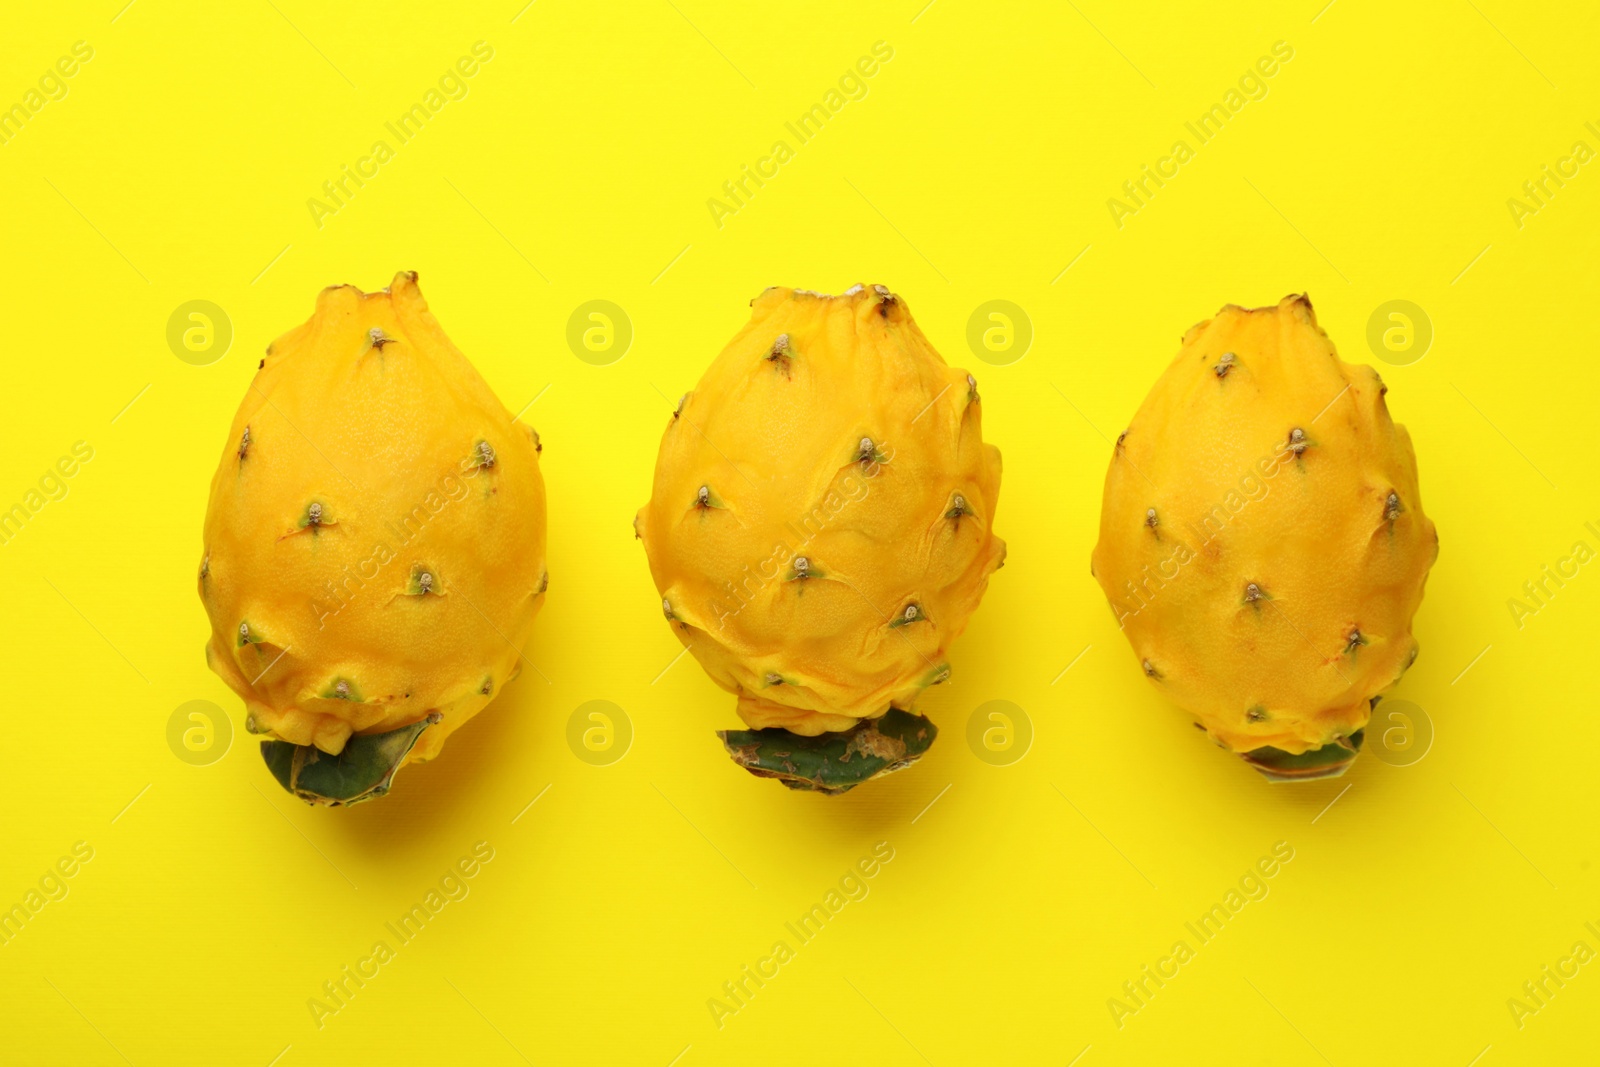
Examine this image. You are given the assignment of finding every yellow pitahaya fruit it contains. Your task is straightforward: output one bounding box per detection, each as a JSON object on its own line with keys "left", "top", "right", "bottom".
{"left": 199, "top": 272, "right": 548, "bottom": 805}
{"left": 1092, "top": 295, "right": 1438, "bottom": 780}
{"left": 636, "top": 284, "right": 1005, "bottom": 793}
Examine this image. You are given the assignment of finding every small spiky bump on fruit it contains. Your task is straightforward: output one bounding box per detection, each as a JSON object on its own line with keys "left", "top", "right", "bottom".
{"left": 695, "top": 485, "right": 711, "bottom": 509}
{"left": 674, "top": 394, "right": 687, "bottom": 419}
{"left": 889, "top": 603, "right": 926, "bottom": 629}
{"left": 201, "top": 273, "right": 548, "bottom": 805}
{"left": 662, "top": 598, "right": 674, "bottom": 620}
{"left": 767, "top": 333, "right": 793, "bottom": 370}
{"left": 872, "top": 284, "right": 897, "bottom": 316}
{"left": 764, "top": 672, "right": 783, "bottom": 685}
{"left": 636, "top": 283, "right": 1003, "bottom": 773}
{"left": 480, "top": 678, "right": 493, "bottom": 696}
{"left": 1093, "top": 295, "right": 1436, "bottom": 781}
{"left": 200, "top": 554, "right": 210, "bottom": 581}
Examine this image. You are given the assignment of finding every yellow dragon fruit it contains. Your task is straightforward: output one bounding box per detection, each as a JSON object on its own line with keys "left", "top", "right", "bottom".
{"left": 1091, "top": 295, "right": 1437, "bottom": 780}
{"left": 636, "top": 284, "right": 1005, "bottom": 793}
{"left": 198, "top": 272, "right": 548, "bottom": 805}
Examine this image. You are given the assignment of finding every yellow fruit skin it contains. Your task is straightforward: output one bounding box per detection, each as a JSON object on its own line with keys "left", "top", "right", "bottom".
{"left": 1090, "top": 295, "right": 1437, "bottom": 757}
{"left": 199, "top": 272, "right": 548, "bottom": 768}
{"left": 637, "top": 285, "right": 1004, "bottom": 736}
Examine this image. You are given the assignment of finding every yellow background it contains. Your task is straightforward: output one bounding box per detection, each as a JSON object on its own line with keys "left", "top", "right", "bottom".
{"left": 3, "top": 1, "right": 1598, "bottom": 1063}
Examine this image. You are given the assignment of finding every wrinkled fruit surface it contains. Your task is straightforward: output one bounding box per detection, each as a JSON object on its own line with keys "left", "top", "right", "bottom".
{"left": 1090, "top": 295, "right": 1437, "bottom": 779}
{"left": 199, "top": 272, "right": 548, "bottom": 804}
{"left": 636, "top": 283, "right": 1005, "bottom": 746}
